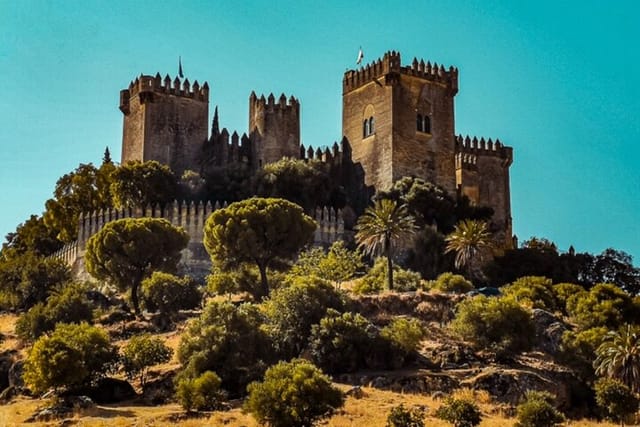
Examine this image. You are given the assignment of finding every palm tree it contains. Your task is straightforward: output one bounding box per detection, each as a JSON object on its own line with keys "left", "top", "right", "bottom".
{"left": 594, "top": 325, "right": 640, "bottom": 392}
{"left": 445, "top": 219, "right": 492, "bottom": 279}
{"left": 355, "top": 199, "right": 417, "bottom": 290}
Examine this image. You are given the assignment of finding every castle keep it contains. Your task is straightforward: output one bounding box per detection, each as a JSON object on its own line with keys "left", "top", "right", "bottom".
{"left": 119, "top": 50, "right": 513, "bottom": 245}
{"left": 55, "top": 50, "right": 514, "bottom": 278}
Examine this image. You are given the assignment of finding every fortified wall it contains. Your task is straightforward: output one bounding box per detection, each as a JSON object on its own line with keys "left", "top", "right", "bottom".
{"left": 53, "top": 202, "right": 344, "bottom": 281}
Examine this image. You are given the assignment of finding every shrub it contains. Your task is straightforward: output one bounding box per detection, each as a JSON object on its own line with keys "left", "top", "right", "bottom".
{"left": 594, "top": 378, "right": 639, "bottom": 425}
{"left": 386, "top": 403, "right": 425, "bottom": 427}
{"left": 450, "top": 295, "right": 535, "bottom": 355}
{"left": 16, "top": 282, "right": 94, "bottom": 341}
{"left": 245, "top": 359, "right": 344, "bottom": 427}
{"left": 566, "top": 283, "right": 635, "bottom": 329}
{"left": 430, "top": 272, "right": 474, "bottom": 293}
{"left": 206, "top": 265, "right": 262, "bottom": 299}
{"left": 177, "top": 301, "right": 273, "bottom": 396}
{"left": 560, "top": 326, "right": 609, "bottom": 378}
{"left": 552, "top": 282, "right": 585, "bottom": 314}
{"left": 309, "top": 309, "right": 376, "bottom": 374}
{"left": 141, "top": 272, "right": 201, "bottom": 316}
{"left": 122, "top": 333, "right": 172, "bottom": 388}
{"left": 176, "top": 371, "right": 225, "bottom": 412}
{"left": 23, "top": 322, "right": 117, "bottom": 394}
{"left": 435, "top": 397, "right": 482, "bottom": 427}
{"left": 290, "top": 241, "right": 364, "bottom": 285}
{"left": 515, "top": 390, "right": 565, "bottom": 427}
{"left": 353, "top": 258, "right": 422, "bottom": 294}
{"left": 262, "top": 275, "right": 345, "bottom": 359}
{"left": 502, "top": 276, "right": 556, "bottom": 310}
{"left": 381, "top": 317, "right": 424, "bottom": 353}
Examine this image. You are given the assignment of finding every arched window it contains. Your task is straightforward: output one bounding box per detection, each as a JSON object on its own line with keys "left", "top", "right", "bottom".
{"left": 369, "top": 116, "right": 375, "bottom": 134}
{"left": 417, "top": 114, "right": 431, "bottom": 133}
{"left": 363, "top": 119, "right": 369, "bottom": 138}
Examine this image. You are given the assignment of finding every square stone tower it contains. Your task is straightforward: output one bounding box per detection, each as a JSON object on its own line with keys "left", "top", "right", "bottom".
{"left": 342, "top": 51, "right": 459, "bottom": 194}
{"left": 119, "top": 74, "right": 209, "bottom": 175}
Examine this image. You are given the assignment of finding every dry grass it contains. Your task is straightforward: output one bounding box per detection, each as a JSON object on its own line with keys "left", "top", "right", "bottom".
{"left": 0, "top": 386, "right": 621, "bottom": 427}
{"left": 0, "top": 313, "right": 22, "bottom": 355}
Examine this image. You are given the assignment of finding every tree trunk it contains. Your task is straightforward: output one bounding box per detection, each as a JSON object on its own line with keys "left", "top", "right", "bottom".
{"left": 258, "top": 263, "right": 270, "bottom": 299}
{"left": 386, "top": 245, "right": 394, "bottom": 291}
{"left": 131, "top": 281, "right": 141, "bottom": 317}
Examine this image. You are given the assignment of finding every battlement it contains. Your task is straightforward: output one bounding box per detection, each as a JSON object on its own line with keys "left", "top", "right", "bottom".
{"left": 300, "top": 141, "right": 345, "bottom": 166}
{"left": 455, "top": 135, "right": 513, "bottom": 167}
{"left": 249, "top": 91, "right": 299, "bottom": 112}
{"left": 206, "top": 127, "right": 252, "bottom": 166}
{"left": 343, "top": 50, "right": 458, "bottom": 94}
{"left": 120, "top": 73, "right": 209, "bottom": 114}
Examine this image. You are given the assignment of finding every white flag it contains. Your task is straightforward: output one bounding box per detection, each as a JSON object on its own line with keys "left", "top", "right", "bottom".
{"left": 356, "top": 47, "right": 364, "bottom": 65}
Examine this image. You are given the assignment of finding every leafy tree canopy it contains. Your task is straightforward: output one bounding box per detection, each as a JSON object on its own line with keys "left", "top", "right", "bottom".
{"left": 2, "top": 215, "right": 62, "bottom": 259}
{"left": 203, "top": 197, "right": 316, "bottom": 298}
{"left": 85, "top": 217, "right": 189, "bottom": 315}
{"left": 110, "top": 160, "right": 178, "bottom": 209}
{"left": 290, "top": 240, "right": 364, "bottom": 284}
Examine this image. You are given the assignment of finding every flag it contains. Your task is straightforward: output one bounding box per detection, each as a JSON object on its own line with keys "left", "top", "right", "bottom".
{"left": 356, "top": 47, "right": 364, "bottom": 65}
{"left": 178, "top": 56, "right": 184, "bottom": 78}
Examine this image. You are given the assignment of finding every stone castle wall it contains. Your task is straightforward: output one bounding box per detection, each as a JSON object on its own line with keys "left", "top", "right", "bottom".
{"left": 53, "top": 201, "right": 345, "bottom": 281}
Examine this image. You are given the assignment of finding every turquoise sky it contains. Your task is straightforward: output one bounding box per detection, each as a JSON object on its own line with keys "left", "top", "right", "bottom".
{"left": 1, "top": 0, "right": 638, "bottom": 262}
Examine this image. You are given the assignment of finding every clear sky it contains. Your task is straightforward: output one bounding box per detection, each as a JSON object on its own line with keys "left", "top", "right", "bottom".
{"left": 0, "top": 0, "right": 638, "bottom": 262}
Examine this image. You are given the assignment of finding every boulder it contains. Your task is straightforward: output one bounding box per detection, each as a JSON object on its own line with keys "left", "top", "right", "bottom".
{"left": 531, "top": 309, "right": 568, "bottom": 355}
{"left": 8, "top": 359, "right": 25, "bottom": 389}
{"left": 143, "top": 369, "right": 178, "bottom": 404}
{"left": 0, "top": 350, "right": 15, "bottom": 391}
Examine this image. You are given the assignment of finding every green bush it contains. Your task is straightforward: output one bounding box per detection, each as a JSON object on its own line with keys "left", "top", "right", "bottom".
{"left": 122, "top": 333, "right": 172, "bottom": 388}
{"left": 23, "top": 322, "right": 117, "bottom": 394}
{"left": 386, "top": 403, "right": 425, "bottom": 427}
{"left": 245, "top": 359, "right": 344, "bottom": 427}
{"left": 16, "top": 282, "right": 94, "bottom": 341}
{"left": 515, "top": 390, "right": 564, "bottom": 427}
{"left": 206, "top": 265, "right": 262, "bottom": 299}
{"left": 430, "top": 272, "right": 474, "bottom": 294}
{"left": 552, "top": 282, "right": 585, "bottom": 314}
{"left": 502, "top": 276, "right": 556, "bottom": 310}
{"left": 380, "top": 317, "right": 424, "bottom": 353}
{"left": 177, "top": 301, "right": 273, "bottom": 397}
{"left": 290, "top": 241, "right": 364, "bottom": 285}
{"left": 262, "top": 275, "right": 345, "bottom": 359}
{"left": 353, "top": 258, "right": 422, "bottom": 294}
{"left": 176, "top": 371, "right": 225, "bottom": 412}
{"left": 566, "top": 283, "right": 635, "bottom": 329}
{"left": 450, "top": 295, "right": 535, "bottom": 355}
{"left": 141, "top": 272, "right": 201, "bottom": 316}
{"left": 559, "top": 326, "right": 608, "bottom": 378}
{"left": 435, "top": 397, "right": 482, "bottom": 427}
{"left": 594, "top": 378, "right": 639, "bottom": 425}
{"left": 309, "top": 309, "right": 376, "bottom": 374}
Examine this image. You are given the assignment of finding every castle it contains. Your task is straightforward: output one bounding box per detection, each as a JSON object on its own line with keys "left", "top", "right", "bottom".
{"left": 119, "top": 50, "right": 513, "bottom": 243}
{"left": 55, "top": 50, "right": 514, "bottom": 278}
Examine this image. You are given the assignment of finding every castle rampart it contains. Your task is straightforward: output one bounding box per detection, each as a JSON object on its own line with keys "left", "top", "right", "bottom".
{"left": 53, "top": 201, "right": 345, "bottom": 280}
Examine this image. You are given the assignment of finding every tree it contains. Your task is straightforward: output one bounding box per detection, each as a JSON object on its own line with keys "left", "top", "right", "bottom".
{"left": 44, "top": 162, "right": 115, "bottom": 243}
{"left": 0, "top": 253, "right": 70, "bottom": 310}
{"left": 122, "top": 334, "right": 172, "bottom": 389}
{"left": 566, "top": 283, "right": 636, "bottom": 330}
{"left": 445, "top": 219, "right": 492, "bottom": 279}
{"left": 245, "top": 359, "right": 344, "bottom": 427}
{"left": 203, "top": 197, "right": 316, "bottom": 298}
{"left": 2, "top": 215, "right": 62, "bottom": 258}
{"left": 594, "top": 378, "right": 639, "bottom": 426}
{"left": 23, "top": 322, "right": 117, "bottom": 394}
{"left": 253, "top": 158, "right": 336, "bottom": 212}
{"left": 584, "top": 249, "right": 640, "bottom": 294}
{"left": 594, "top": 325, "right": 640, "bottom": 392}
{"left": 85, "top": 218, "right": 189, "bottom": 316}
{"left": 355, "top": 199, "right": 417, "bottom": 290}
{"left": 110, "top": 160, "right": 178, "bottom": 209}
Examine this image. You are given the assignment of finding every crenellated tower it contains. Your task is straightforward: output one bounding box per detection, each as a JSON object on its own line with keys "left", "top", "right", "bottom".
{"left": 120, "top": 73, "right": 209, "bottom": 175}
{"left": 455, "top": 135, "right": 513, "bottom": 247}
{"left": 249, "top": 92, "right": 300, "bottom": 168}
{"left": 342, "top": 51, "right": 459, "bottom": 193}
